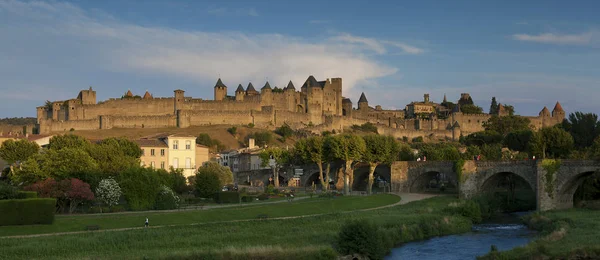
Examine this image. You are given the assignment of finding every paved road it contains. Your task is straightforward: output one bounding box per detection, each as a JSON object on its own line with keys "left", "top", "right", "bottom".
{"left": 2, "top": 193, "right": 439, "bottom": 239}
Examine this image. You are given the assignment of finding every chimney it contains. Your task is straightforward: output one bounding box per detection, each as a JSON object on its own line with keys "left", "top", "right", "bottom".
{"left": 248, "top": 138, "right": 255, "bottom": 149}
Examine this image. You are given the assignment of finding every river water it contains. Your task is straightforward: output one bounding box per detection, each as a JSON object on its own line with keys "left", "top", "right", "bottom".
{"left": 386, "top": 213, "right": 537, "bottom": 260}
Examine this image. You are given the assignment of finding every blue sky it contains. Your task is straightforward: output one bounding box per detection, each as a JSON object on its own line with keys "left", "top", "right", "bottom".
{"left": 1, "top": 0, "right": 600, "bottom": 118}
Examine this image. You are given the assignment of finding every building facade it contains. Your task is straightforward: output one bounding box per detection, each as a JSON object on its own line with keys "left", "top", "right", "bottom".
{"left": 136, "top": 134, "right": 209, "bottom": 178}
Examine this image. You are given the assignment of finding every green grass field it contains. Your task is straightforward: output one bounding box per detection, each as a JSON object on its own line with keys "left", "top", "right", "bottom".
{"left": 0, "top": 195, "right": 473, "bottom": 260}
{"left": 0, "top": 194, "right": 399, "bottom": 237}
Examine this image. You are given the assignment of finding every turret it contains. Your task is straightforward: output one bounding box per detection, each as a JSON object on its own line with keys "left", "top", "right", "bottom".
{"left": 246, "top": 82, "right": 259, "bottom": 96}
{"left": 552, "top": 102, "right": 565, "bottom": 119}
{"left": 214, "top": 78, "right": 227, "bottom": 101}
{"left": 452, "top": 121, "right": 461, "bottom": 141}
{"left": 235, "top": 84, "right": 245, "bottom": 101}
{"left": 285, "top": 81, "right": 296, "bottom": 92}
{"left": 174, "top": 89, "right": 185, "bottom": 113}
{"left": 358, "top": 92, "right": 368, "bottom": 110}
{"left": 77, "top": 87, "right": 97, "bottom": 105}
{"left": 424, "top": 94, "right": 430, "bottom": 103}
{"left": 261, "top": 81, "right": 273, "bottom": 106}
{"left": 539, "top": 106, "right": 551, "bottom": 117}
{"left": 143, "top": 91, "right": 153, "bottom": 99}
{"left": 498, "top": 103, "right": 509, "bottom": 116}
{"left": 342, "top": 98, "right": 352, "bottom": 117}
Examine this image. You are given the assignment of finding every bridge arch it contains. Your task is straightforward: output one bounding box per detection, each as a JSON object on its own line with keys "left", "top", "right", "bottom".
{"left": 556, "top": 170, "right": 597, "bottom": 209}
{"left": 409, "top": 170, "right": 456, "bottom": 192}
{"left": 353, "top": 165, "right": 391, "bottom": 191}
{"left": 477, "top": 168, "right": 537, "bottom": 195}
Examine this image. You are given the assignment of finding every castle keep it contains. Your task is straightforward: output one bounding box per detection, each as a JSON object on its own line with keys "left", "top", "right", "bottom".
{"left": 36, "top": 75, "right": 565, "bottom": 140}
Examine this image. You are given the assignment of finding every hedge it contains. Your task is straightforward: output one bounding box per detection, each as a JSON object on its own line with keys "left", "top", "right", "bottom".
{"left": 241, "top": 195, "right": 256, "bottom": 202}
{"left": 214, "top": 191, "right": 240, "bottom": 204}
{"left": 18, "top": 191, "right": 37, "bottom": 199}
{"left": 0, "top": 198, "right": 56, "bottom": 226}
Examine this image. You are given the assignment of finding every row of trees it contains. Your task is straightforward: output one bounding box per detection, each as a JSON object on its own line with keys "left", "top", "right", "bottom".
{"left": 260, "top": 134, "right": 404, "bottom": 195}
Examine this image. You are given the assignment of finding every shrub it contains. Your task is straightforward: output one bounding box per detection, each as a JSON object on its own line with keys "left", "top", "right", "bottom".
{"left": 265, "top": 184, "right": 275, "bottom": 195}
{"left": 412, "top": 136, "right": 424, "bottom": 143}
{"left": 248, "top": 123, "right": 255, "bottom": 128}
{"left": 214, "top": 191, "right": 240, "bottom": 204}
{"left": 275, "top": 123, "right": 294, "bottom": 140}
{"left": 351, "top": 122, "right": 378, "bottom": 133}
{"left": 155, "top": 185, "right": 180, "bottom": 210}
{"left": 257, "top": 194, "right": 269, "bottom": 200}
{"left": 241, "top": 195, "right": 256, "bottom": 202}
{"left": 0, "top": 198, "right": 56, "bottom": 226}
{"left": 447, "top": 200, "right": 483, "bottom": 224}
{"left": 227, "top": 127, "right": 237, "bottom": 135}
{"left": 0, "top": 181, "right": 20, "bottom": 200}
{"left": 336, "top": 219, "right": 386, "bottom": 260}
{"left": 95, "top": 177, "right": 122, "bottom": 209}
{"left": 248, "top": 132, "right": 273, "bottom": 147}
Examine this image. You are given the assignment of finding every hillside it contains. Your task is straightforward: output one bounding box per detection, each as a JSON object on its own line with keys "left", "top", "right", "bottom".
{"left": 70, "top": 125, "right": 297, "bottom": 151}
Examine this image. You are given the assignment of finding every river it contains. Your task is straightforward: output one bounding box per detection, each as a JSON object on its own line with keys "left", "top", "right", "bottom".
{"left": 386, "top": 213, "right": 537, "bottom": 260}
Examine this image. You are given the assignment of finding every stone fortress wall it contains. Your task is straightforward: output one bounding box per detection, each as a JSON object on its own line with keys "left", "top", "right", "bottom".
{"left": 36, "top": 75, "right": 565, "bottom": 140}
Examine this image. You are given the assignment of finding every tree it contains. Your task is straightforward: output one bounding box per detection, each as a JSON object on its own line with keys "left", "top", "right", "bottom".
{"left": 327, "top": 134, "right": 366, "bottom": 194}
{"left": 503, "top": 104, "right": 515, "bottom": 116}
{"left": 87, "top": 142, "right": 140, "bottom": 175}
{"left": 66, "top": 178, "right": 95, "bottom": 214}
{"left": 489, "top": 97, "right": 499, "bottom": 115}
{"left": 0, "top": 139, "right": 39, "bottom": 165}
{"left": 249, "top": 132, "right": 273, "bottom": 147}
{"left": 259, "top": 147, "right": 290, "bottom": 187}
{"left": 197, "top": 161, "right": 233, "bottom": 187}
{"left": 460, "top": 104, "right": 484, "bottom": 114}
{"left": 562, "top": 112, "right": 600, "bottom": 149}
{"left": 48, "top": 134, "right": 90, "bottom": 150}
{"left": 398, "top": 142, "right": 415, "bottom": 161}
{"left": 98, "top": 137, "right": 142, "bottom": 158}
{"left": 39, "top": 148, "right": 99, "bottom": 179}
{"left": 195, "top": 163, "right": 225, "bottom": 198}
{"left": 362, "top": 135, "right": 400, "bottom": 195}
{"left": 483, "top": 115, "right": 531, "bottom": 136}
{"left": 95, "top": 177, "right": 122, "bottom": 211}
{"left": 462, "top": 130, "right": 503, "bottom": 147}
{"left": 529, "top": 126, "right": 574, "bottom": 159}
{"left": 196, "top": 134, "right": 225, "bottom": 152}
{"left": 295, "top": 137, "right": 327, "bottom": 190}
{"left": 504, "top": 130, "right": 533, "bottom": 152}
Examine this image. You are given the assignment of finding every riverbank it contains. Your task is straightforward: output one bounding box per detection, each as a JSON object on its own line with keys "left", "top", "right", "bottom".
{"left": 478, "top": 208, "right": 600, "bottom": 259}
{"left": 0, "top": 195, "right": 478, "bottom": 259}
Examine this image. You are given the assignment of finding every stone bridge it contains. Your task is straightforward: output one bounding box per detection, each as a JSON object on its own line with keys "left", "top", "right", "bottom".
{"left": 235, "top": 159, "right": 600, "bottom": 211}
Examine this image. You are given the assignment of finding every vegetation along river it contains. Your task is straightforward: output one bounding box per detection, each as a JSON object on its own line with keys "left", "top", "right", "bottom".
{"left": 386, "top": 212, "right": 537, "bottom": 260}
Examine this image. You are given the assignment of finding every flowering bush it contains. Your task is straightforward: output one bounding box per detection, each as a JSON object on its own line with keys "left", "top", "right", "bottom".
{"left": 154, "top": 185, "right": 180, "bottom": 210}
{"left": 95, "top": 178, "right": 122, "bottom": 210}
{"left": 25, "top": 178, "right": 94, "bottom": 214}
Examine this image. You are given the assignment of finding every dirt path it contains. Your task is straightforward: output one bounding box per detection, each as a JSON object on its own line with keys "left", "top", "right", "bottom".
{"left": 2, "top": 193, "right": 437, "bottom": 239}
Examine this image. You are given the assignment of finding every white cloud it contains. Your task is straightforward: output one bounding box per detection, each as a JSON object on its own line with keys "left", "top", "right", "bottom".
{"left": 512, "top": 31, "right": 596, "bottom": 45}
{"left": 0, "top": 0, "right": 399, "bottom": 100}
{"left": 331, "top": 33, "right": 425, "bottom": 55}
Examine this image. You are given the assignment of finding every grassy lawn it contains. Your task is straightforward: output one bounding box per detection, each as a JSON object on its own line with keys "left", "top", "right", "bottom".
{"left": 0, "top": 194, "right": 399, "bottom": 237}
{"left": 479, "top": 208, "right": 600, "bottom": 259}
{"left": 0, "top": 196, "right": 472, "bottom": 260}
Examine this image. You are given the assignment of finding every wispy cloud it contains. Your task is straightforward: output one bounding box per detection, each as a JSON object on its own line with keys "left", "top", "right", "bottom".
{"left": 207, "top": 6, "right": 259, "bottom": 17}
{"left": 0, "top": 0, "right": 398, "bottom": 104}
{"left": 512, "top": 31, "right": 596, "bottom": 45}
{"left": 330, "top": 33, "right": 425, "bottom": 55}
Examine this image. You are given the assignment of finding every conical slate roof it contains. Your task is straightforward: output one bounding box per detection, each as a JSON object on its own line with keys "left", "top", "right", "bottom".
{"left": 246, "top": 83, "right": 257, "bottom": 92}
{"left": 286, "top": 81, "right": 295, "bottom": 90}
{"left": 125, "top": 90, "right": 133, "bottom": 97}
{"left": 235, "top": 84, "right": 245, "bottom": 92}
{"left": 302, "top": 75, "right": 320, "bottom": 88}
{"left": 358, "top": 92, "right": 368, "bottom": 103}
{"left": 540, "top": 106, "right": 550, "bottom": 116}
{"left": 453, "top": 121, "right": 461, "bottom": 128}
{"left": 342, "top": 98, "right": 352, "bottom": 104}
{"left": 261, "top": 81, "right": 272, "bottom": 90}
{"left": 214, "top": 78, "right": 226, "bottom": 88}
{"left": 553, "top": 102, "right": 564, "bottom": 112}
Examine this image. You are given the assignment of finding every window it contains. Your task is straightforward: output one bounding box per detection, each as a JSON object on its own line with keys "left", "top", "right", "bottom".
{"left": 185, "top": 157, "right": 191, "bottom": 168}
{"left": 173, "top": 158, "right": 179, "bottom": 168}
{"left": 141, "top": 149, "right": 145, "bottom": 156}
{"left": 186, "top": 140, "right": 191, "bottom": 150}
{"left": 160, "top": 149, "right": 165, "bottom": 156}
{"left": 173, "top": 140, "right": 179, "bottom": 150}
{"left": 151, "top": 149, "right": 155, "bottom": 156}
{"left": 150, "top": 161, "right": 155, "bottom": 168}
{"left": 160, "top": 161, "right": 165, "bottom": 169}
